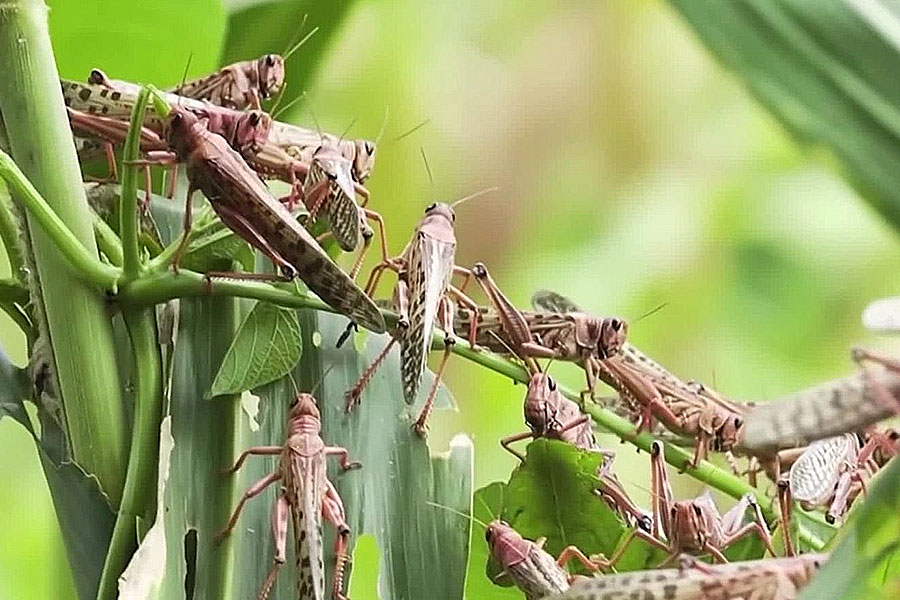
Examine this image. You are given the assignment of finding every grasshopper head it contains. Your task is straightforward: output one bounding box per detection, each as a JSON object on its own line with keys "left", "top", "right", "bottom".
{"left": 424, "top": 202, "right": 455, "bottom": 222}
{"left": 234, "top": 110, "right": 272, "bottom": 155}
{"left": 485, "top": 520, "right": 529, "bottom": 568}
{"left": 257, "top": 54, "right": 285, "bottom": 99}
{"left": 289, "top": 393, "right": 321, "bottom": 420}
{"left": 313, "top": 146, "right": 357, "bottom": 205}
{"left": 524, "top": 373, "right": 559, "bottom": 434}
{"left": 713, "top": 413, "right": 743, "bottom": 452}
{"left": 597, "top": 317, "right": 627, "bottom": 358}
{"left": 352, "top": 140, "right": 376, "bottom": 183}
{"left": 165, "top": 106, "right": 204, "bottom": 158}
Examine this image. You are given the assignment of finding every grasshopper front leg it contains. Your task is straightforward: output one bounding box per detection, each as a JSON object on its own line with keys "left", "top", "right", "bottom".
{"left": 216, "top": 471, "right": 282, "bottom": 541}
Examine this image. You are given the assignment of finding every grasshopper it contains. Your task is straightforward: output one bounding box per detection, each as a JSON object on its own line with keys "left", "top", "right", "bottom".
{"left": 485, "top": 520, "right": 612, "bottom": 600}
{"left": 67, "top": 78, "right": 380, "bottom": 262}
{"left": 776, "top": 428, "right": 898, "bottom": 554}
{"left": 601, "top": 441, "right": 775, "bottom": 567}
{"left": 162, "top": 105, "right": 386, "bottom": 333}
{"left": 218, "top": 392, "right": 361, "bottom": 600}
{"left": 169, "top": 54, "right": 285, "bottom": 110}
{"left": 455, "top": 271, "right": 742, "bottom": 467}
{"left": 737, "top": 348, "right": 900, "bottom": 456}
{"left": 344, "top": 198, "right": 485, "bottom": 436}
{"left": 542, "top": 553, "right": 827, "bottom": 600}
{"left": 454, "top": 267, "right": 628, "bottom": 394}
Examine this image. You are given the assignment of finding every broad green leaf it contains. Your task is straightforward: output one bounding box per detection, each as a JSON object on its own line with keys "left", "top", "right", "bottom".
{"left": 207, "top": 301, "right": 302, "bottom": 398}
{"left": 220, "top": 0, "right": 360, "bottom": 120}
{"left": 669, "top": 0, "right": 900, "bottom": 230}
{"left": 501, "top": 440, "right": 665, "bottom": 574}
{"left": 48, "top": 0, "right": 226, "bottom": 85}
{"left": 226, "top": 311, "right": 472, "bottom": 600}
{"left": 798, "top": 457, "right": 900, "bottom": 599}
{"left": 181, "top": 226, "right": 256, "bottom": 273}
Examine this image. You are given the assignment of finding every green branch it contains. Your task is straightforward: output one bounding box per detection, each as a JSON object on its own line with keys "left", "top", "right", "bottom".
{"left": 0, "top": 150, "right": 122, "bottom": 290}
{"left": 119, "top": 87, "right": 150, "bottom": 279}
{"left": 115, "top": 269, "right": 827, "bottom": 546}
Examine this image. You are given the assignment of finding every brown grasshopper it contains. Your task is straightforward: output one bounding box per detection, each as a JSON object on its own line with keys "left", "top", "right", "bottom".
{"left": 161, "top": 105, "right": 386, "bottom": 333}
{"left": 344, "top": 198, "right": 485, "bottom": 436}
{"left": 169, "top": 54, "right": 285, "bottom": 110}
{"left": 542, "top": 553, "right": 827, "bottom": 600}
{"left": 737, "top": 347, "right": 900, "bottom": 456}
{"left": 454, "top": 267, "right": 628, "bottom": 394}
{"left": 455, "top": 271, "right": 742, "bottom": 467}
{"left": 598, "top": 441, "right": 775, "bottom": 567}
{"left": 217, "top": 392, "right": 361, "bottom": 600}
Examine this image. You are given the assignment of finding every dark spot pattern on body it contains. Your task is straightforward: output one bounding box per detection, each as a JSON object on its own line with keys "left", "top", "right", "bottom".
{"left": 300, "top": 556, "right": 311, "bottom": 567}
{"left": 112, "top": 91, "right": 121, "bottom": 101}
{"left": 662, "top": 583, "right": 678, "bottom": 599}
{"left": 78, "top": 88, "right": 91, "bottom": 101}
{"left": 100, "top": 88, "right": 108, "bottom": 97}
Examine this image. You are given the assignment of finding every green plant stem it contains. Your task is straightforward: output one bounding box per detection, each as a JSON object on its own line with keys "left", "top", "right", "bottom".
{"left": 96, "top": 308, "right": 163, "bottom": 600}
{"left": 0, "top": 179, "right": 26, "bottom": 282}
{"left": 0, "top": 277, "right": 29, "bottom": 304}
{"left": 120, "top": 87, "right": 150, "bottom": 279}
{"left": 0, "top": 299, "right": 33, "bottom": 343}
{"left": 115, "top": 269, "right": 825, "bottom": 546}
{"left": 0, "top": 150, "right": 121, "bottom": 289}
{"left": 92, "top": 213, "right": 123, "bottom": 267}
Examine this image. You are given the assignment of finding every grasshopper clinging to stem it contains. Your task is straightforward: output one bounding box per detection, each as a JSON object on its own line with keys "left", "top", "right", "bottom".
{"left": 217, "top": 391, "right": 361, "bottom": 600}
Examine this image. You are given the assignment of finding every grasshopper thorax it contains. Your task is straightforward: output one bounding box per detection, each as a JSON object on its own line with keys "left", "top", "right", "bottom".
{"left": 257, "top": 54, "right": 285, "bottom": 99}
{"left": 418, "top": 202, "right": 456, "bottom": 242}
{"left": 485, "top": 520, "right": 530, "bottom": 568}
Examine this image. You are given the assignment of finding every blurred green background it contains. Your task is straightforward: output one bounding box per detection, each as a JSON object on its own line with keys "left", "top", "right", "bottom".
{"left": 3, "top": 0, "right": 900, "bottom": 597}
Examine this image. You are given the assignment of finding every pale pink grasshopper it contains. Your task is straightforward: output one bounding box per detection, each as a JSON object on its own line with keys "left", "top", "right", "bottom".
{"left": 543, "top": 552, "right": 827, "bottom": 600}
{"left": 343, "top": 197, "right": 487, "bottom": 436}
{"left": 776, "top": 429, "right": 898, "bottom": 555}
{"left": 217, "top": 392, "right": 361, "bottom": 600}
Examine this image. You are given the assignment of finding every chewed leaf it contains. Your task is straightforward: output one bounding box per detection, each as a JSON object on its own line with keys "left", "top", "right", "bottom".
{"left": 207, "top": 301, "right": 302, "bottom": 398}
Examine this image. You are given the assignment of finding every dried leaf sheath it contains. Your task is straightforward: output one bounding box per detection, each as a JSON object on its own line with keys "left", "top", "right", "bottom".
{"left": 401, "top": 216, "right": 455, "bottom": 404}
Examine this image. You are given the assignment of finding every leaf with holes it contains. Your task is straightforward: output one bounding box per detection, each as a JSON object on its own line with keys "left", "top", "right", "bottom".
{"left": 207, "top": 301, "right": 302, "bottom": 398}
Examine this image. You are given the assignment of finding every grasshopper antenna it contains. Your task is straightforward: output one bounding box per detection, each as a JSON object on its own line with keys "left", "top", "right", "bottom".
{"left": 309, "top": 365, "right": 335, "bottom": 396}
{"left": 633, "top": 301, "right": 669, "bottom": 325}
{"left": 286, "top": 371, "right": 301, "bottom": 396}
{"left": 450, "top": 187, "right": 499, "bottom": 210}
{"left": 393, "top": 118, "right": 430, "bottom": 142}
{"left": 273, "top": 89, "right": 307, "bottom": 121}
{"left": 374, "top": 106, "right": 390, "bottom": 146}
{"left": 425, "top": 501, "right": 489, "bottom": 530}
{"left": 339, "top": 117, "right": 358, "bottom": 144}
{"left": 420, "top": 146, "right": 435, "bottom": 192}
{"left": 283, "top": 17, "right": 319, "bottom": 62}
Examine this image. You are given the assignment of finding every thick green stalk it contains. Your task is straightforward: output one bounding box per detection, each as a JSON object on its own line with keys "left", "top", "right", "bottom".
{"left": 0, "top": 0, "right": 127, "bottom": 511}
{"left": 119, "top": 87, "right": 150, "bottom": 279}
{"left": 96, "top": 309, "right": 162, "bottom": 600}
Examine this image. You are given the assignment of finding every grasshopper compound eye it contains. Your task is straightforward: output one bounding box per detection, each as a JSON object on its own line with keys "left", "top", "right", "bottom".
{"left": 547, "top": 377, "right": 557, "bottom": 392}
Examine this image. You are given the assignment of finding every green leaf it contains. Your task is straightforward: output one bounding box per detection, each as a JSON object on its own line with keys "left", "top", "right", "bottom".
{"left": 669, "top": 0, "right": 900, "bottom": 230}
{"left": 501, "top": 440, "right": 665, "bottom": 574}
{"left": 207, "top": 301, "right": 303, "bottom": 398}
{"left": 225, "top": 310, "right": 472, "bottom": 599}
{"left": 47, "top": 0, "right": 226, "bottom": 85}
{"left": 220, "top": 0, "right": 360, "bottom": 119}
{"left": 798, "top": 457, "right": 900, "bottom": 599}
